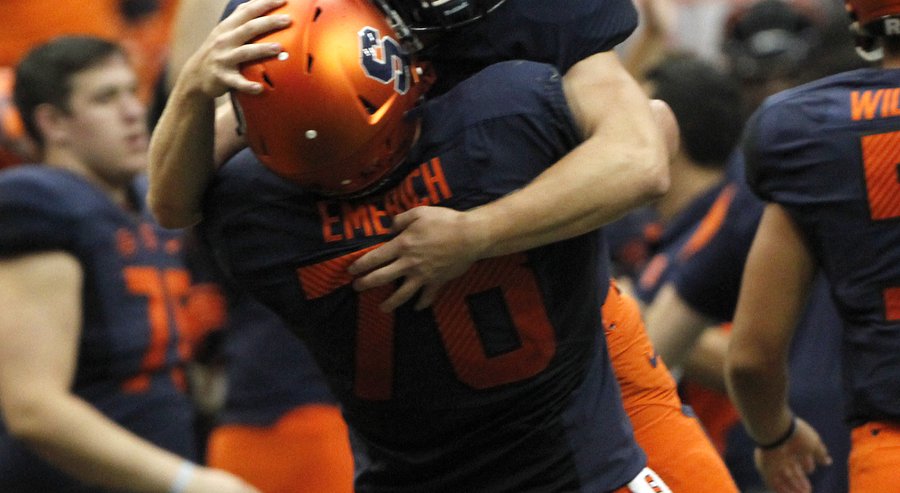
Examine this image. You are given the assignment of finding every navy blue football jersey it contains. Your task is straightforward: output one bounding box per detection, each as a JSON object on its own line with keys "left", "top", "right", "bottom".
{"left": 202, "top": 61, "right": 644, "bottom": 492}
{"left": 630, "top": 181, "right": 727, "bottom": 304}
{"left": 672, "top": 156, "right": 764, "bottom": 322}
{"left": 0, "top": 167, "right": 196, "bottom": 492}
{"left": 419, "top": 0, "right": 638, "bottom": 94}
{"left": 745, "top": 68, "right": 900, "bottom": 425}
{"left": 218, "top": 292, "right": 338, "bottom": 426}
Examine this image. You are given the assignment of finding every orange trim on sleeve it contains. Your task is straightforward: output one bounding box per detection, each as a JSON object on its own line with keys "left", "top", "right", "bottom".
{"left": 678, "top": 184, "right": 737, "bottom": 261}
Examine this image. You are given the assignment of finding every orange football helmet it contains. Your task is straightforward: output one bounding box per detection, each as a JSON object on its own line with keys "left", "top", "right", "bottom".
{"left": 233, "top": 0, "right": 431, "bottom": 195}
{"left": 847, "top": 0, "right": 900, "bottom": 33}
{"left": 846, "top": 0, "right": 900, "bottom": 59}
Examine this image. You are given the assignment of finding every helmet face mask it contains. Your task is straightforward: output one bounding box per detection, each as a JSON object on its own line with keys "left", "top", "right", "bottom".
{"left": 232, "top": 0, "right": 431, "bottom": 196}
{"left": 845, "top": 0, "right": 900, "bottom": 59}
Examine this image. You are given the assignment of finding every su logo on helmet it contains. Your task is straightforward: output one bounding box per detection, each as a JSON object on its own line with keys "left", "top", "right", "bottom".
{"left": 359, "top": 27, "right": 411, "bottom": 95}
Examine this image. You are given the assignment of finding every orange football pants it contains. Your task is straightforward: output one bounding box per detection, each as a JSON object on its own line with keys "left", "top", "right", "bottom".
{"left": 602, "top": 281, "right": 739, "bottom": 492}
{"left": 207, "top": 404, "right": 355, "bottom": 493}
{"left": 849, "top": 421, "right": 900, "bottom": 492}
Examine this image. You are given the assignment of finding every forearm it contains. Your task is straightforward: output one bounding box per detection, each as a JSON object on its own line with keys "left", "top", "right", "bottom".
{"left": 467, "top": 136, "right": 666, "bottom": 259}
{"left": 682, "top": 327, "right": 729, "bottom": 392}
{"left": 644, "top": 284, "right": 710, "bottom": 368}
{"left": 725, "top": 353, "right": 793, "bottom": 445}
{"left": 147, "top": 0, "right": 289, "bottom": 229}
{"left": 147, "top": 82, "right": 217, "bottom": 229}
{"left": 11, "top": 393, "right": 188, "bottom": 492}
{"left": 726, "top": 204, "right": 814, "bottom": 445}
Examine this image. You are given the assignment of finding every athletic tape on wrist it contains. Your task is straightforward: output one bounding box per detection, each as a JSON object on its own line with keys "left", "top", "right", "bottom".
{"left": 170, "top": 461, "right": 197, "bottom": 493}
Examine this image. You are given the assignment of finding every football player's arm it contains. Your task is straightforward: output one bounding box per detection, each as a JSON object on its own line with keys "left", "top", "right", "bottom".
{"left": 350, "top": 51, "right": 672, "bottom": 311}
{"left": 148, "top": 0, "right": 290, "bottom": 229}
{"left": 642, "top": 282, "right": 714, "bottom": 369}
{"left": 0, "top": 252, "right": 260, "bottom": 493}
{"left": 681, "top": 326, "right": 730, "bottom": 392}
{"left": 725, "top": 203, "right": 831, "bottom": 493}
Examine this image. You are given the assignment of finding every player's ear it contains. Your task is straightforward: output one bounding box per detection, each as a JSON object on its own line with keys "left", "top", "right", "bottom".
{"left": 33, "top": 103, "right": 71, "bottom": 147}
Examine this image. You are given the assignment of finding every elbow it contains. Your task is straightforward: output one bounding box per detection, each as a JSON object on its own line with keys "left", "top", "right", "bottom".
{"left": 635, "top": 150, "right": 670, "bottom": 204}
{"left": 724, "top": 342, "right": 775, "bottom": 391}
{"left": 2, "top": 397, "right": 54, "bottom": 444}
{"left": 644, "top": 159, "right": 670, "bottom": 200}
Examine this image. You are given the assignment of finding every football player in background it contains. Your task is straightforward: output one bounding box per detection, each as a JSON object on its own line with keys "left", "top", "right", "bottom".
{"left": 726, "top": 0, "right": 900, "bottom": 490}
{"left": 0, "top": 36, "right": 258, "bottom": 493}
{"left": 632, "top": 4, "right": 854, "bottom": 490}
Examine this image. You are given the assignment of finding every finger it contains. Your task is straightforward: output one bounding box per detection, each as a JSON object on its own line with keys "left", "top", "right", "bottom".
{"left": 228, "top": 13, "right": 292, "bottom": 45}
{"left": 219, "top": 72, "right": 263, "bottom": 94}
{"left": 380, "top": 278, "right": 423, "bottom": 312}
{"left": 353, "top": 262, "right": 407, "bottom": 291}
{"left": 784, "top": 461, "right": 811, "bottom": 493}
{"left": 349, "top": 242, "right": 400, "bottom": 275}
{"left": 814, "top": 441, "right": 833, "bottom": 466}
{"left": 800, "top": 453, "right": 816, "bottom": 474}
{"left": 414, "top": 283, "right": 442, "bottom": 310}
{"left": 224, "top": 42, "right": 284, "bottom": 66}
{"left": 390, "top": 208, "right": 419, "bottom": 232}
{"left": 223, "top": 0, "right": 287, "bottom": 28}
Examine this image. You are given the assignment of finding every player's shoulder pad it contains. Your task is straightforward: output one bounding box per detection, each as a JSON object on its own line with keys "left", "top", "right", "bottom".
{"left": 0, "top": 166, "right": 90, "bottom": 256}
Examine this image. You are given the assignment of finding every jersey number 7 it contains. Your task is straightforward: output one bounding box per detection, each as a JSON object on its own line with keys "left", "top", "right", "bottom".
{"left": 860, "top": 130, "right": 900, "bottom": 320}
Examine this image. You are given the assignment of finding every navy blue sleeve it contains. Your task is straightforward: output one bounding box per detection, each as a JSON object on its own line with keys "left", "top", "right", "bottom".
{"left": 672, "top": 183, "right": 764, "bottom": 322}
{"left": 0, "top": 172, "right": 78, "bottom": 257}
{"left": 744, "top": 91, "right": 825, "bottom": 205}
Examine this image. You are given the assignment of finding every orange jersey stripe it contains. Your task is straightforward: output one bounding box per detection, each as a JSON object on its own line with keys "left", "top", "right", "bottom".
{"left": 678, "top": 184, "right": 737, "bottom": 261}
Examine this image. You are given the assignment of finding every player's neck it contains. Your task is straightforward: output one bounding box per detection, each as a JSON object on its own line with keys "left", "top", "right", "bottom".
{"left": 43, "top": 148, "right": 135, "bottom": 210}
{"left": 882, "top": 54, "right": 900, "bottom": 69}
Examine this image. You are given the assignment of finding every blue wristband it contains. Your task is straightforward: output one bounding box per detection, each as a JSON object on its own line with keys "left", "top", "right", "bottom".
{"left": 170, "top": 461, "right": 196, "bottom": 493}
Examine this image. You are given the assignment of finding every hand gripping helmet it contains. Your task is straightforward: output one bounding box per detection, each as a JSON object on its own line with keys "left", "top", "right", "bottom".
{"left": 846, "top": 0, "right": 900, "bottom": 59}
{"left": 376, "top": 0, "right": 506, "bottom": 31}
{"left": 233, "top": 0, "right": 431, "bottom": 195}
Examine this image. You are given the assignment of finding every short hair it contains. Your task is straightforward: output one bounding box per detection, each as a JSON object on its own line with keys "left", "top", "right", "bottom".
{"left": 14, "top": 36, "right": 124, "bottom": 147}
{"left": 645, "top": 55, "right": 744, "bottom": 167}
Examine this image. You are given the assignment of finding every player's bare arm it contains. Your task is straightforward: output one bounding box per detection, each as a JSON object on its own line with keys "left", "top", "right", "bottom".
{"left": 725, "top": 203, "right": 831, "bottom": 493}
{"left": 0, "top": 252, "right": 260, "bottom": 493}
{"left": 148, "top": 0, "right": 290, "bottom": 229}
{"left": 350, "top": 51, "right": 672, "bottom": 312}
